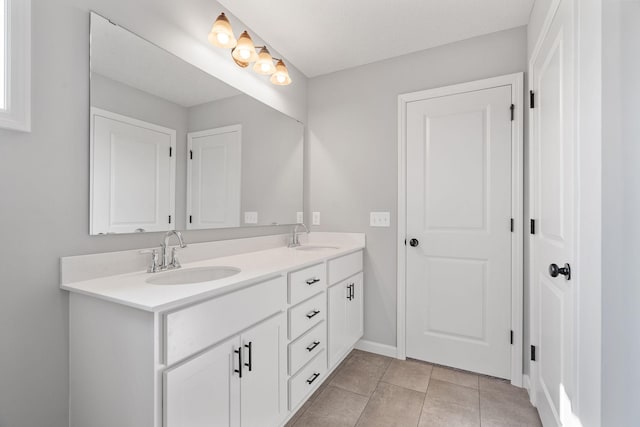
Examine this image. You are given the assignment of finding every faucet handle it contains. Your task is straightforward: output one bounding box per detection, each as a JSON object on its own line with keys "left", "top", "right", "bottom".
{"left": 170, "top": 247, "right": 182, "bottom": 269}
{"left": 140, "top": 249, "right": 161, "bottom": 273}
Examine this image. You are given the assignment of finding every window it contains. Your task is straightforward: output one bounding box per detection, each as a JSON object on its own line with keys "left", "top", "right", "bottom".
{"left": 0, "top": 0, "right": 30, "bottom": 132}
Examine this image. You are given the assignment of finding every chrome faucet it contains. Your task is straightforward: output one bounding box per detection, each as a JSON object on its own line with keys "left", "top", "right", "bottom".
{"left": 288, "top": 223, "right": 310, "bottom": 248}
{"left": 162, "top": 230, "right": 187, "bottom": 270}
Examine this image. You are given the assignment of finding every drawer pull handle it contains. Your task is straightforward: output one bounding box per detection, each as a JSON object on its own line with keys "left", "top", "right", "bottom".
{"left": 305, "top": 277, "right": 320, "bottom": 285}
{"left": 234, "top": 348, "right": 242, "bottom": 378}
{"left": 306, "top": 341, "right": 321, "bottom": 352}
{"left": 244, "top": 341, "right": 253, "bottom": 372}
{"left": 306, "top": 372, "right": 320, "bottom": 385}
{"left": 346, "top": 283, "right": 354, "bottom": 301}
{"left": 306, "top": 310, "right": 321, "bottom": 319}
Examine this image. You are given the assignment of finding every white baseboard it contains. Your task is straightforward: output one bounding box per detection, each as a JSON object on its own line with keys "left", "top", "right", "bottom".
{"left": 355, "top": 339, "right": 398, "bottom": 358}
{"left": 523, "top": 374, "right": 531, "bottom": 393}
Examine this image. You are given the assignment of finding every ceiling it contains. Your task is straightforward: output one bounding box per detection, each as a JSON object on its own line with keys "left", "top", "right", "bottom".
{"left": 91, "top": 13, "right": 241, "bottom": 108}
{"left": 217, "top": 0, "right": 535, "bottom": 77}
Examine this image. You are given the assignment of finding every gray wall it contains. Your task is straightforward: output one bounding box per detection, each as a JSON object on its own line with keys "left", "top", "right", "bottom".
{"left": 602, "top": 1, "right": 640, "bottom": 425}
{"left": 0, "top": 1, "right": 306, "bottom": 426}
{"left": 307, "top": 27, "right": 527, "bottom": 349}
{"left": 188, "top": 95, "right": 304, "bottom": 227}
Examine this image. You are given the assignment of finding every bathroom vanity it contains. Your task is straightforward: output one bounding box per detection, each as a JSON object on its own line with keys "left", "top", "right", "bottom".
{"left": 61, "top": 233, "right": 364, "bottom": 427}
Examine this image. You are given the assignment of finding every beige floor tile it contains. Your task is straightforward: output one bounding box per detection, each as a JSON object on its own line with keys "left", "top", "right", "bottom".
{"left": 329, "top": 350, "right": 392, "bottom": 396}
{"left": 431, "top": 366, "right": 479, "bottom": 389}
{"left": 480, "top": 388, "right": 542, "bottom": 427}
{"left": 293, "top": 386, "right": 369, "bottom": 427}
{"left": 381, "top": 359, "right": 433, "bottom": 393}
{"left": 418, "top": 398, "right": 480, "bottom": 427}
{"left": 355, "top": 382, "right": 425, "bottom": 427}
{"left": 286, "top": 399, "right": 313, "bottom": 426}
{"left": 479, "top": 376, "right": 530, "bottom": 401}
{"left": 426, "top": 379, "right": 479, "bottom": 407}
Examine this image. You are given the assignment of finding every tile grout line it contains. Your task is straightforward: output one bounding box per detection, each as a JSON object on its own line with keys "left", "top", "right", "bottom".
{"left": 415, "top": 371, "right": 433, "bottom": 427}
{"left": 351, "top": 357, "right": 393, "bottom": 427}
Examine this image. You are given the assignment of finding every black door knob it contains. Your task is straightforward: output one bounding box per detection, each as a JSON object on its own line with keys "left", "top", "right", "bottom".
{"left": 549, "top": 263, "right": 571, "bottom": 280}
{"left": 409, "top": 238, "right": 419, "bottom": 247}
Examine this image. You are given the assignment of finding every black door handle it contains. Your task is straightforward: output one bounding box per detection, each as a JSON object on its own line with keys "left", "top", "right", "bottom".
{"left": 549, "top": 263, "right": 571, "bottom": 280}
{"left": 244, "top": 342, "right": 252, "bottom": 372}
{"left": 234, "top": 348, "right": 242, "bottom": 378}
{"left": 306, "top": 341, "right": 320, "bottom": 352}
{"left": 409, "top": 238, "right": 419, "bottom": 247}
{"left": 306, "top": 372, "right": 320, "bottom": 385}
{"left": 306, "top": 309, "right": 320, "bottom": 319}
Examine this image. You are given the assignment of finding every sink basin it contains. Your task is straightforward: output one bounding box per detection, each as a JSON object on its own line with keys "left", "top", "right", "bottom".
{"left": 146, "top": 266, "right": 241, "bottom": 285}
{"left": 294, "top": 245, "right": 340, "bottom": 252}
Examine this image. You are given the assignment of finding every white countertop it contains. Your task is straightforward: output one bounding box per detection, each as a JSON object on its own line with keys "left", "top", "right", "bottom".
{"left": 61, "top": 233, "right": 365, "bottom": 312}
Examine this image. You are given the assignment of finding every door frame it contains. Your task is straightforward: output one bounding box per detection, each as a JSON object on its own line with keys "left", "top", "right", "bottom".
{"left": 396, "top": 73, "right": 524, "bottom": 386}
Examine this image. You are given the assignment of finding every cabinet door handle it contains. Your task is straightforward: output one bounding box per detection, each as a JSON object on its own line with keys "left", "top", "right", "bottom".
{"left": 305, "top": 277, "right": 320, "bottom": 285}
{"left": 306, "top": 341, "right": 321, "bottom": 352}
{"left": 350, "top": 283, "right": 355, "bottom": 300}
{"left": 346, "top": 283, "right": 353, "bottom": 301}
{"left": 306, "top": 309, "right": 321, "bottom": 319}
{"left": 244, "top": 342, "right": 253, "bottom": 372}
{"left": 306, "top": 372, "right": 320, "bottom": 385}
{"left": 234, "top": 348, "right": 243, "bottom": 378}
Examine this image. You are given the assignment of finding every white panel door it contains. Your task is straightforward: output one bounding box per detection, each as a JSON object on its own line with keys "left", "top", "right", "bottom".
{"left": 239, "top": 314, "right": 286, "bottom": 427}
{"left": 164, "top": 335, "right": 240, "bottom": 427}
{"left": 406, "top": 85, "right": 513, "bottom": 378}
{"left": 531, "top": 0, "right": 575, "bottom": 424}
{"left": 328, "top": 281, "right": 349, "bottom": 368}
{"left": 187, "top": 125, "right": 241, "bottom": 229}
{"left": 91, "top": 108, "right": 176, "bottom": 234}
{"left": 346, "top": 273, "right": 364, "bottom": 348}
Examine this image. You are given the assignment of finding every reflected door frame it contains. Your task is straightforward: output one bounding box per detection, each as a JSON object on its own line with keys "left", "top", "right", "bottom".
{"left": 396, "top": 73, "right": 524, "bottom": 387}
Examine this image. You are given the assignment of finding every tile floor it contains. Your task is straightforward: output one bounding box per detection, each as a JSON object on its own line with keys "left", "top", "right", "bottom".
{"left": 287, "top": 350, "right": 541, "bottom": 427}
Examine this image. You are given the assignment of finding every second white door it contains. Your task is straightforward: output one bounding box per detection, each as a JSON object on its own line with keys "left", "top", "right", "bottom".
{"left": 405, "top": 84, "right": 513, "bottom": 379}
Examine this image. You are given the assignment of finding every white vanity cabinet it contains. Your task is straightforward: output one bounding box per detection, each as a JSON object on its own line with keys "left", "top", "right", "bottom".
{"left": 164, "top": 313, "right": 286, "bottom": 427}
{"left": 328, "top": 252, "right": 364, "bottom": 368}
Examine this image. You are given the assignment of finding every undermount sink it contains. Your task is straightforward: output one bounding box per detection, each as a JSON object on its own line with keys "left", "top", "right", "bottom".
{"left": 294, "top": 245, "right": 340, "bottom": 251}
{"left": 146, "top": 266, "right": 241, "bottom": 285}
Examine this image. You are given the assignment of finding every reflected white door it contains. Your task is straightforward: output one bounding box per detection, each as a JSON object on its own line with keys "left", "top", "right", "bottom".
{"left": 405, "top": 85, "right": 513, "bottom": 379}
{"left": 91, "top": 108, "right": 176, "bottom": 235}
{"left": 531, "top": 0, "right": 575, "bottom": 424}
{"left": 187, "top": 125, "right": 242, "bottom": 229}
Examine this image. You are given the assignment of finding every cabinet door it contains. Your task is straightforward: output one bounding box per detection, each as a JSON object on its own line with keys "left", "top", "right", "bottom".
{"left": 164, "top": 336, "right": 240, "bottom": 427}
{"left": 328, "top": 281, "right": 349, "bottom": 368}
{"left": 240, "top": 314, "right": 286, "bottom": 427}
{"left": 346, "top": 273, "right": 364, "bottom": 348}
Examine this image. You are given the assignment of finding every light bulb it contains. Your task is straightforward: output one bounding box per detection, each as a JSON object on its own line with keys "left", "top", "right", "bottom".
{"left": 277, "top": 74, "right": 286, "bottom": 83}
{"left": 239, "top": 49, "right": 251, "bottom": 60}
{"left": 261, "top": 63, "right": 270, "bottom": 72}
{"left": 216, "top": 33, "right": 230, "bottom": 45}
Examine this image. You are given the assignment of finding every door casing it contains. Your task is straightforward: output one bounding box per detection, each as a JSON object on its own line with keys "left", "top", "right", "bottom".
{"left": 397, "top": 73, "right": 524, "bottom": 387}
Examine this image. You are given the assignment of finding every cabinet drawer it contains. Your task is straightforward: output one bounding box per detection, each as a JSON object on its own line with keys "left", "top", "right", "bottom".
{"left": 164, "top": 276, "right": 286, "bottom": 365}
{"left": 288, "top": 292, "right": 326, "bottom": 340}
{"left": 288, "top": 321, "right": 326, "bottom": 375}
{"left": 288, "top": 263, "right": 326, "bottom": 305}
{"left": 328, "top": 251, "right": 363, "bottom": 285}
{"left": 289, "top": 350, "right": 327, "bottom": 410}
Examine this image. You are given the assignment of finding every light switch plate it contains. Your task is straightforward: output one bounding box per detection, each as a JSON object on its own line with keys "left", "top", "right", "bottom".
{"left": 296, "top": 212, "right": 304, "bottom": 223}
{"left": 312, "top": 212, "right": 321, "bottom": 225}
{"left": 244, "top": 211, "right": 258, "bottom": 224}
{"left": 370, "top": 212, "right": 391, "bottom": 227}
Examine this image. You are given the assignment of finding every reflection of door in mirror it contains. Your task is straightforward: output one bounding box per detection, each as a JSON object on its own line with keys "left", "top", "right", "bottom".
{"left": 187, "top": 126, "right": 242, "bottom": 230}
{"left": 90, "top": 108, "right": 176, "bottom": 235}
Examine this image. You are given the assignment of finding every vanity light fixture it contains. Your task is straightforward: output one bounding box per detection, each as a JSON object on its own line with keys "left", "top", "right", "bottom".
{"left": 208, "top": 12, "right": 292, "bottom": 85}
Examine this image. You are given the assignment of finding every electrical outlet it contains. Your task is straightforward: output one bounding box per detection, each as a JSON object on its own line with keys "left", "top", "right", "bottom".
{"left": 244, "top": 211, "right": 258, "bottom": 224}
{"left": 312, "top": 212, "right": 321, "bottom": 225}
{"left": 296, "top": 212, "right": 304, "bottom": 223}
{"left": 370, "top": 212, "right": 391, "bottom": 227}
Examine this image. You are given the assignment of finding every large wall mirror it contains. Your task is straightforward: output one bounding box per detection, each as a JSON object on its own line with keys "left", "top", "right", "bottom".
{"left": 89, "top": 12, "right": 303, "bottom": 235}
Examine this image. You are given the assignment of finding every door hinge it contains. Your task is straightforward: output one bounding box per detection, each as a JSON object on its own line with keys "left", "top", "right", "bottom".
{"left": 530, "top": 91, "right": 535, "bottom": 109}
{"left": 189, "top": 215, "right": 192, "bottom": 224}
{"left": 510, "top": 218, "right": 514, "bottom": 232}
{"left": 530, "top": 219, "right": 536, "bottom": 235}
{"left": 169, "top": 147, "right": 172, "bottom": 157}
{"left": 510, "top": 330, "right": 514, "bottom": 345}
{"left": 510, "top": 104, "right": 515, "bottom": 121}
{"left": 189, "top": 150, "right": 193, "bottom": 160}
{"left": 168, "top": 215, "right": 172, "bottom": 224}
{"left": 531, "top": 345, "right": 537, "bottom": 361}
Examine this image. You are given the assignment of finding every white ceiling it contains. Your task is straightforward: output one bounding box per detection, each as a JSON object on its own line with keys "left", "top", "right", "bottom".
{"left": 217, "top": 0, "right": 534, "bottom": 77}
{"left": 91, "top": 13, "right": 241, "bottom": 107}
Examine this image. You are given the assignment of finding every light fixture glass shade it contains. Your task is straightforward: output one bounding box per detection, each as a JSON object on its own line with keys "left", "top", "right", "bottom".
{"left": 231, "top": 49, "right": 250, "bottom": 68}
{"left": 253, "top": 47, "right": 276, "bottom": 75}
{"left": 208, "top": 13, "right": 237, "bottom": 48}
{"left": 231, "top": 31, "right": 258, "bottom": 63}
{"left": 270, "top": 60, "right": 292, "bottom": 85}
